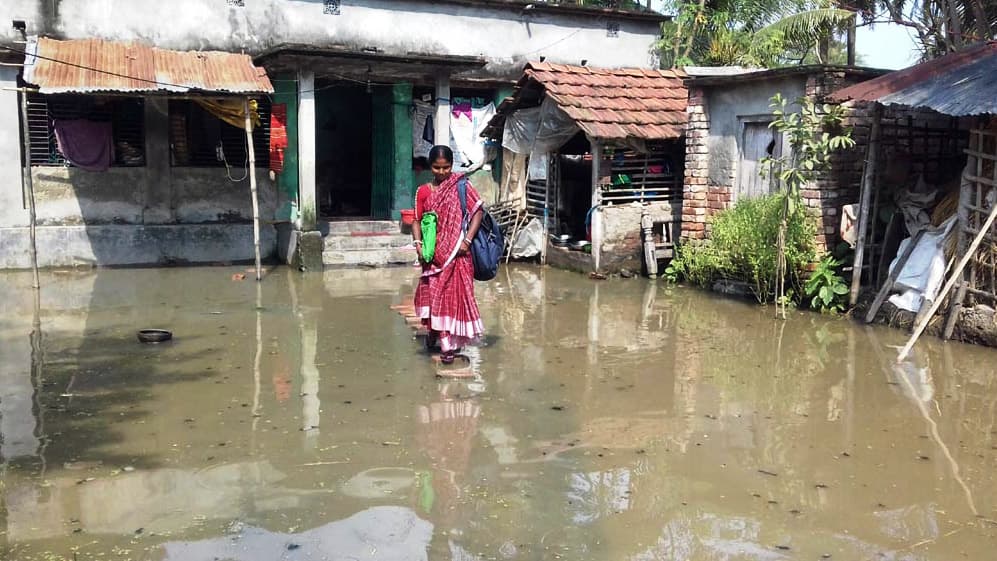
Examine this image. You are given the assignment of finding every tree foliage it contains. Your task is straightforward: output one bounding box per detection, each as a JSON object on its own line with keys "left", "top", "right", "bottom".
{"left": 660, "top": 0, "right": 859, "bottom": 68}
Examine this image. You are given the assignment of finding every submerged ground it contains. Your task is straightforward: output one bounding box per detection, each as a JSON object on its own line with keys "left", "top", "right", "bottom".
{"left": 0, "top": 265, "right": 995, "bottom": 561}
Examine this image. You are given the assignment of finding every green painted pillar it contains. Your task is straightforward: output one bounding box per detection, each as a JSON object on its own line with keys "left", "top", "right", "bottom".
{"left": 273, "top": 73, "right": 299, "bottom": 224}
{"left": 371, "top": 88, "right": 393, "bottom": 220}
{"left": 372, "top": 83, "right": 414, "bottom": 220}
{"left": 391, "top": 83, "right": 415, "bottom": 219}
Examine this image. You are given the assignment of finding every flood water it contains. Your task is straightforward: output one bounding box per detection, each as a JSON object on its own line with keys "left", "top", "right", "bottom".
{"left": 1, "top": 265, "right": 996, "bottom": 561}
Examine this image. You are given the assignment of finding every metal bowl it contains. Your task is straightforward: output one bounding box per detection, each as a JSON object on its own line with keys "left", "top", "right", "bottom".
{"left": 137, "top": 329, "right": 173, "bottom": 344}
{"left": 570, "top": 240, "right": 590, "bottom": 250}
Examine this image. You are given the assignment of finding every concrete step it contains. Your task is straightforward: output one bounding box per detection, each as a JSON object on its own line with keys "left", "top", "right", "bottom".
{"left": 322, "top": 247, "right": 418, "bottom": 267}
{"left": 323, "top": 233, "right": 413, "bottom": 251}
{"left": 320, "top": 220, "right": 399, "bottom": 236}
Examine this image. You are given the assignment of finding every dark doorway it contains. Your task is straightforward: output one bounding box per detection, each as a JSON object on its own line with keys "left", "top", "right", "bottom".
{"left": 316, "top": 84, "right": 373, "bottom": 218}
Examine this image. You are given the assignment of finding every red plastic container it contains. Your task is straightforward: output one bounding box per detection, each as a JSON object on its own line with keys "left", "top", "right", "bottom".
{"left": 399, "top": 209, "right": 416, "bottom": 234}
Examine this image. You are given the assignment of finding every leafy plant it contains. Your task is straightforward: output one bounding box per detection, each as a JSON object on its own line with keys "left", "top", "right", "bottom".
{"left": 804, "top": 255, "right": 849, "bottom": 313}
{"left": 668, "top": 192, "right": 816, "bottom": 302}
{"left": 762, "top": 92, "right": 854, "bottom": 318}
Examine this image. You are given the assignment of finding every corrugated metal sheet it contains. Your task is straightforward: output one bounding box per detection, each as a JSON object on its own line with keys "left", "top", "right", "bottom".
{"left": 22, "top": 36, "right": 273, "bottom": 95}
{"left": 832, "top": 41, "right": 997, "bottom": 116}
{"left": 483, "top": 62, "right": 687, "bottom": 142}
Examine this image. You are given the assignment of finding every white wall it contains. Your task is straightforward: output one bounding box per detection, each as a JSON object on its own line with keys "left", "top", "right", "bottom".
{"left": 1, "top": 1, "right": 662, "bottom": 76}
{"left": 0, "top": 68, "right": 29, "bottom": 229}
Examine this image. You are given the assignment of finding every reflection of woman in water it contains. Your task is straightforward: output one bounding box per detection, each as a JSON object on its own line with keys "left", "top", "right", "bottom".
{"left": 414, "top": 382, "right": 481, "bottom": 532}
{"left": 412, "top": 146, "right": 485, "bottom": 364}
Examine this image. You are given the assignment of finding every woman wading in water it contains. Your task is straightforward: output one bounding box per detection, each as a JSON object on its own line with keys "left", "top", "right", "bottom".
{"left": 412, "top": 146, "right": 485, "bottom": 365}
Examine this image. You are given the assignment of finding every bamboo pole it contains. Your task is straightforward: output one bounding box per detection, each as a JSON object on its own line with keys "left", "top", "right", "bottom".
{"left": 897, "top": 200, "right": 997, "bottom": 362}
{"left": 19, "top": 89, "right": 40, "bottom": 289}
{"left": 850, "top": 105, "right": 882, "bottom": 306}
{"left": 244, "top": 97, "right": 262, "bottom": 281}
{"left": 864, "top": 229, "right": 924, "bottom": 323}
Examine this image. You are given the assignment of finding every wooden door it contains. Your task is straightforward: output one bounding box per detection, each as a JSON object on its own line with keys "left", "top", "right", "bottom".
{"left": 736, "top": 122, "right": 780, "bottom": 201}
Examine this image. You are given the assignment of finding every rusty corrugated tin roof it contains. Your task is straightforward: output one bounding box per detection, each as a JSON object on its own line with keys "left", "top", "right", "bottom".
{"left": 22, "top": 36, "right": 273, "bottom": 95}
{"left": 832, "top": 41, "right": 997, "bottom": 116}
{"left": 484, "top": 62, "right": 687, "bottom": 142}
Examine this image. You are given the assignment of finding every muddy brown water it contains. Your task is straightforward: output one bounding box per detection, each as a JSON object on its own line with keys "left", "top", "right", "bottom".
{"left": 0, "top": 265, "right": 995, "bottom": 561}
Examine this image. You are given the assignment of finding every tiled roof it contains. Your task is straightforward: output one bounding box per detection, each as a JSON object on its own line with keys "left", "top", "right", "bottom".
{"left": 484, "top": 62, "right": 687, "bottom": 142}
{"left": 22, "top": 36, "right": 273, "bottom": 95}
{"left": 831, "top": 41, "right": 997, "bottom": 116}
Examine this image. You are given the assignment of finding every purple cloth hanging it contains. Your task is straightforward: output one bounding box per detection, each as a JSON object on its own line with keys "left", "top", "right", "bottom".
{"left": 451, "top": 100, "right": 472, "bottom": 120}
{"left": 53, "top": 119, "right": 115, "bottom": 172}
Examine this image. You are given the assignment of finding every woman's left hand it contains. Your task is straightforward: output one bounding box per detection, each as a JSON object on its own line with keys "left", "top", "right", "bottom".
{"left": 458, "top": 240, "right": 471, "bottom": 256}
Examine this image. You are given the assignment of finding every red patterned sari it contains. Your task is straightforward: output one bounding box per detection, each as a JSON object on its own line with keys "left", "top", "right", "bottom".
{"left": 413, "top": 173, "right": 484, "bottom": 352}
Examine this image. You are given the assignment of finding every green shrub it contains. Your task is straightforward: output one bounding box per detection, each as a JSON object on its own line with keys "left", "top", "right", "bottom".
{"left": 804, "top": 255, "right": 849, "bottom": 313}
{"left": 668, "top": 192, "right": 816, "bottom": 303}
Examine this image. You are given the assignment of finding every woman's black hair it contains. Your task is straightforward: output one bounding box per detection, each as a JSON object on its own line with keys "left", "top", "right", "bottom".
{"left": 428, "top": 145, "right": 454, "bottom": 164}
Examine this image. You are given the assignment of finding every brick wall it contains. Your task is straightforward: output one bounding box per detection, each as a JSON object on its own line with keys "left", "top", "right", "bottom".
{"left": 680, "top": 69, "right": 967, "bottom": 257}
{"left": 681, "top": 86, "right": 712, "bottom": 240}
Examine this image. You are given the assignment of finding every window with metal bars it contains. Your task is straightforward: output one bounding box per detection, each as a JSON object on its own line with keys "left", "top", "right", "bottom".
{"left": 168, "top": 99, "right": 271, "bottom": 168}
{"left": 25, "top": 94, "right": 146, "bottom": 167}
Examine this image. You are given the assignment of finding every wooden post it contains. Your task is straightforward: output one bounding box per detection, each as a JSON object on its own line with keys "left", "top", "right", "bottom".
{"left": 864, "top": 229, "right": 924, "bottom": 323}
{"left": 944, "top": 147, "right": 976, "bottom": 340}
{"left": 19, "top": 90, "right": 40, "bottom": 289}
{"left": 850, "top": 104, "right": 882, "bottom": 306}
{"left": 897, "top": 200, "right": 997, "bottom": 362}
{"left": 244, "top": 97, "right": 262, "bottom": 282}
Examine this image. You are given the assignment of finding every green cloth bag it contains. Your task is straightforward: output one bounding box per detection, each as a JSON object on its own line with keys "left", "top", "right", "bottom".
{"left": 420, "top": 211, "right": 438, "bottom": 263}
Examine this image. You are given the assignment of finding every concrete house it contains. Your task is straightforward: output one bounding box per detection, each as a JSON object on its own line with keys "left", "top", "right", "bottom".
{"left": 0, "top": 0, "right": 666, "bottom": 269}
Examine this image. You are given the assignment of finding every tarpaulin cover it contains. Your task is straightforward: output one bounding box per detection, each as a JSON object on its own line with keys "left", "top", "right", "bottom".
{"left": 195, "top": 99, "right": 261, "bottom": 130}
{"left": 502, "top": 97, "right": 578, "bottom": 155}
{"left": 888, "top": 215, "right": 958, "bottom": 313}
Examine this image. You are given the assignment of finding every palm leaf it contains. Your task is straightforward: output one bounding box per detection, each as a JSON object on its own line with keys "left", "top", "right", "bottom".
{"left": 756, "top": 8, "right": 855, "bottom": 46}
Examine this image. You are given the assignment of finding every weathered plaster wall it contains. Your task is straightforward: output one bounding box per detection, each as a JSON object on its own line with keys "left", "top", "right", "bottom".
{"left": 0, "top": 1, "right": 662, "bottom": 76}
{"left": 703, "top": 77, "right": 804, "bottom": 189}
{"left": 600, "top": 201, "right": 679, "bottom": 273}
{"left": 0, "top": 68, "right": 29, "bottom": 229}
{"left": 0, "top": 224, "right": 276, "bottom": 269}
{"left": 29, "top": 167, "right": 276, "bottom": 225}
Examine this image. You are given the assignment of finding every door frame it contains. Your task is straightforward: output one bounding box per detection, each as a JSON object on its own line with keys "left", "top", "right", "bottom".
{"left": 735, "top": 114, "right": 784, "bottom": 201}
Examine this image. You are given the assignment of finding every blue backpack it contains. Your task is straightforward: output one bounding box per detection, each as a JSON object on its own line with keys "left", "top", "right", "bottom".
{"left": 457, "top": 178, "right": 504, "bottom": 282}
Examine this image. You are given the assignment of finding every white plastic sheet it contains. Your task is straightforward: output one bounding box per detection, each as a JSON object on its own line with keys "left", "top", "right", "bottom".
{"left": 511, "top": 218, "right": 543, "bottom": 259}
{"left": 451, "top": 102, "right": 495, "bottom": 170}
{"left": 502, "top": 97, "right": 578, "bottom": 155}
{"left": 887, "top": 215, "right": 957, "bottom": 313}
{"left": 528, "top": 150, "right": 548, "bottom": 181}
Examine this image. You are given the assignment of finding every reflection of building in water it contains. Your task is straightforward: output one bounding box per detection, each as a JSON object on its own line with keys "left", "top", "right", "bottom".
{"left": 4, "top": 461, "right": 305, "bottom": 541}
{"left": 0, "top": 353, "right": 40, "bottom": 461}
{"left": 161, "top": 506, "right": 433, "bottom": 561}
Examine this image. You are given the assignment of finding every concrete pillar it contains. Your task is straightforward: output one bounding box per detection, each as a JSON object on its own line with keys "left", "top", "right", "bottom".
{"left": 590, "top": 140, "right": 604, "bottom": 272}
{"left": 143, "top": 98, "right": 173, "bottom": 223}
{"left": 434, "top": 74, "right": 450, "bottom": 147}
{"left": 295, "top": 69, "right": 323, "bottom": 271}
{"left": 297, "top": 70, "right": 317, "bottom": 231}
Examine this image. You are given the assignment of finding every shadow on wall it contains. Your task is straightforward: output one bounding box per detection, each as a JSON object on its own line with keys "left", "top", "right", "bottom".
{"left": 6, "top": 165, "right": 279, "bottom": 269}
